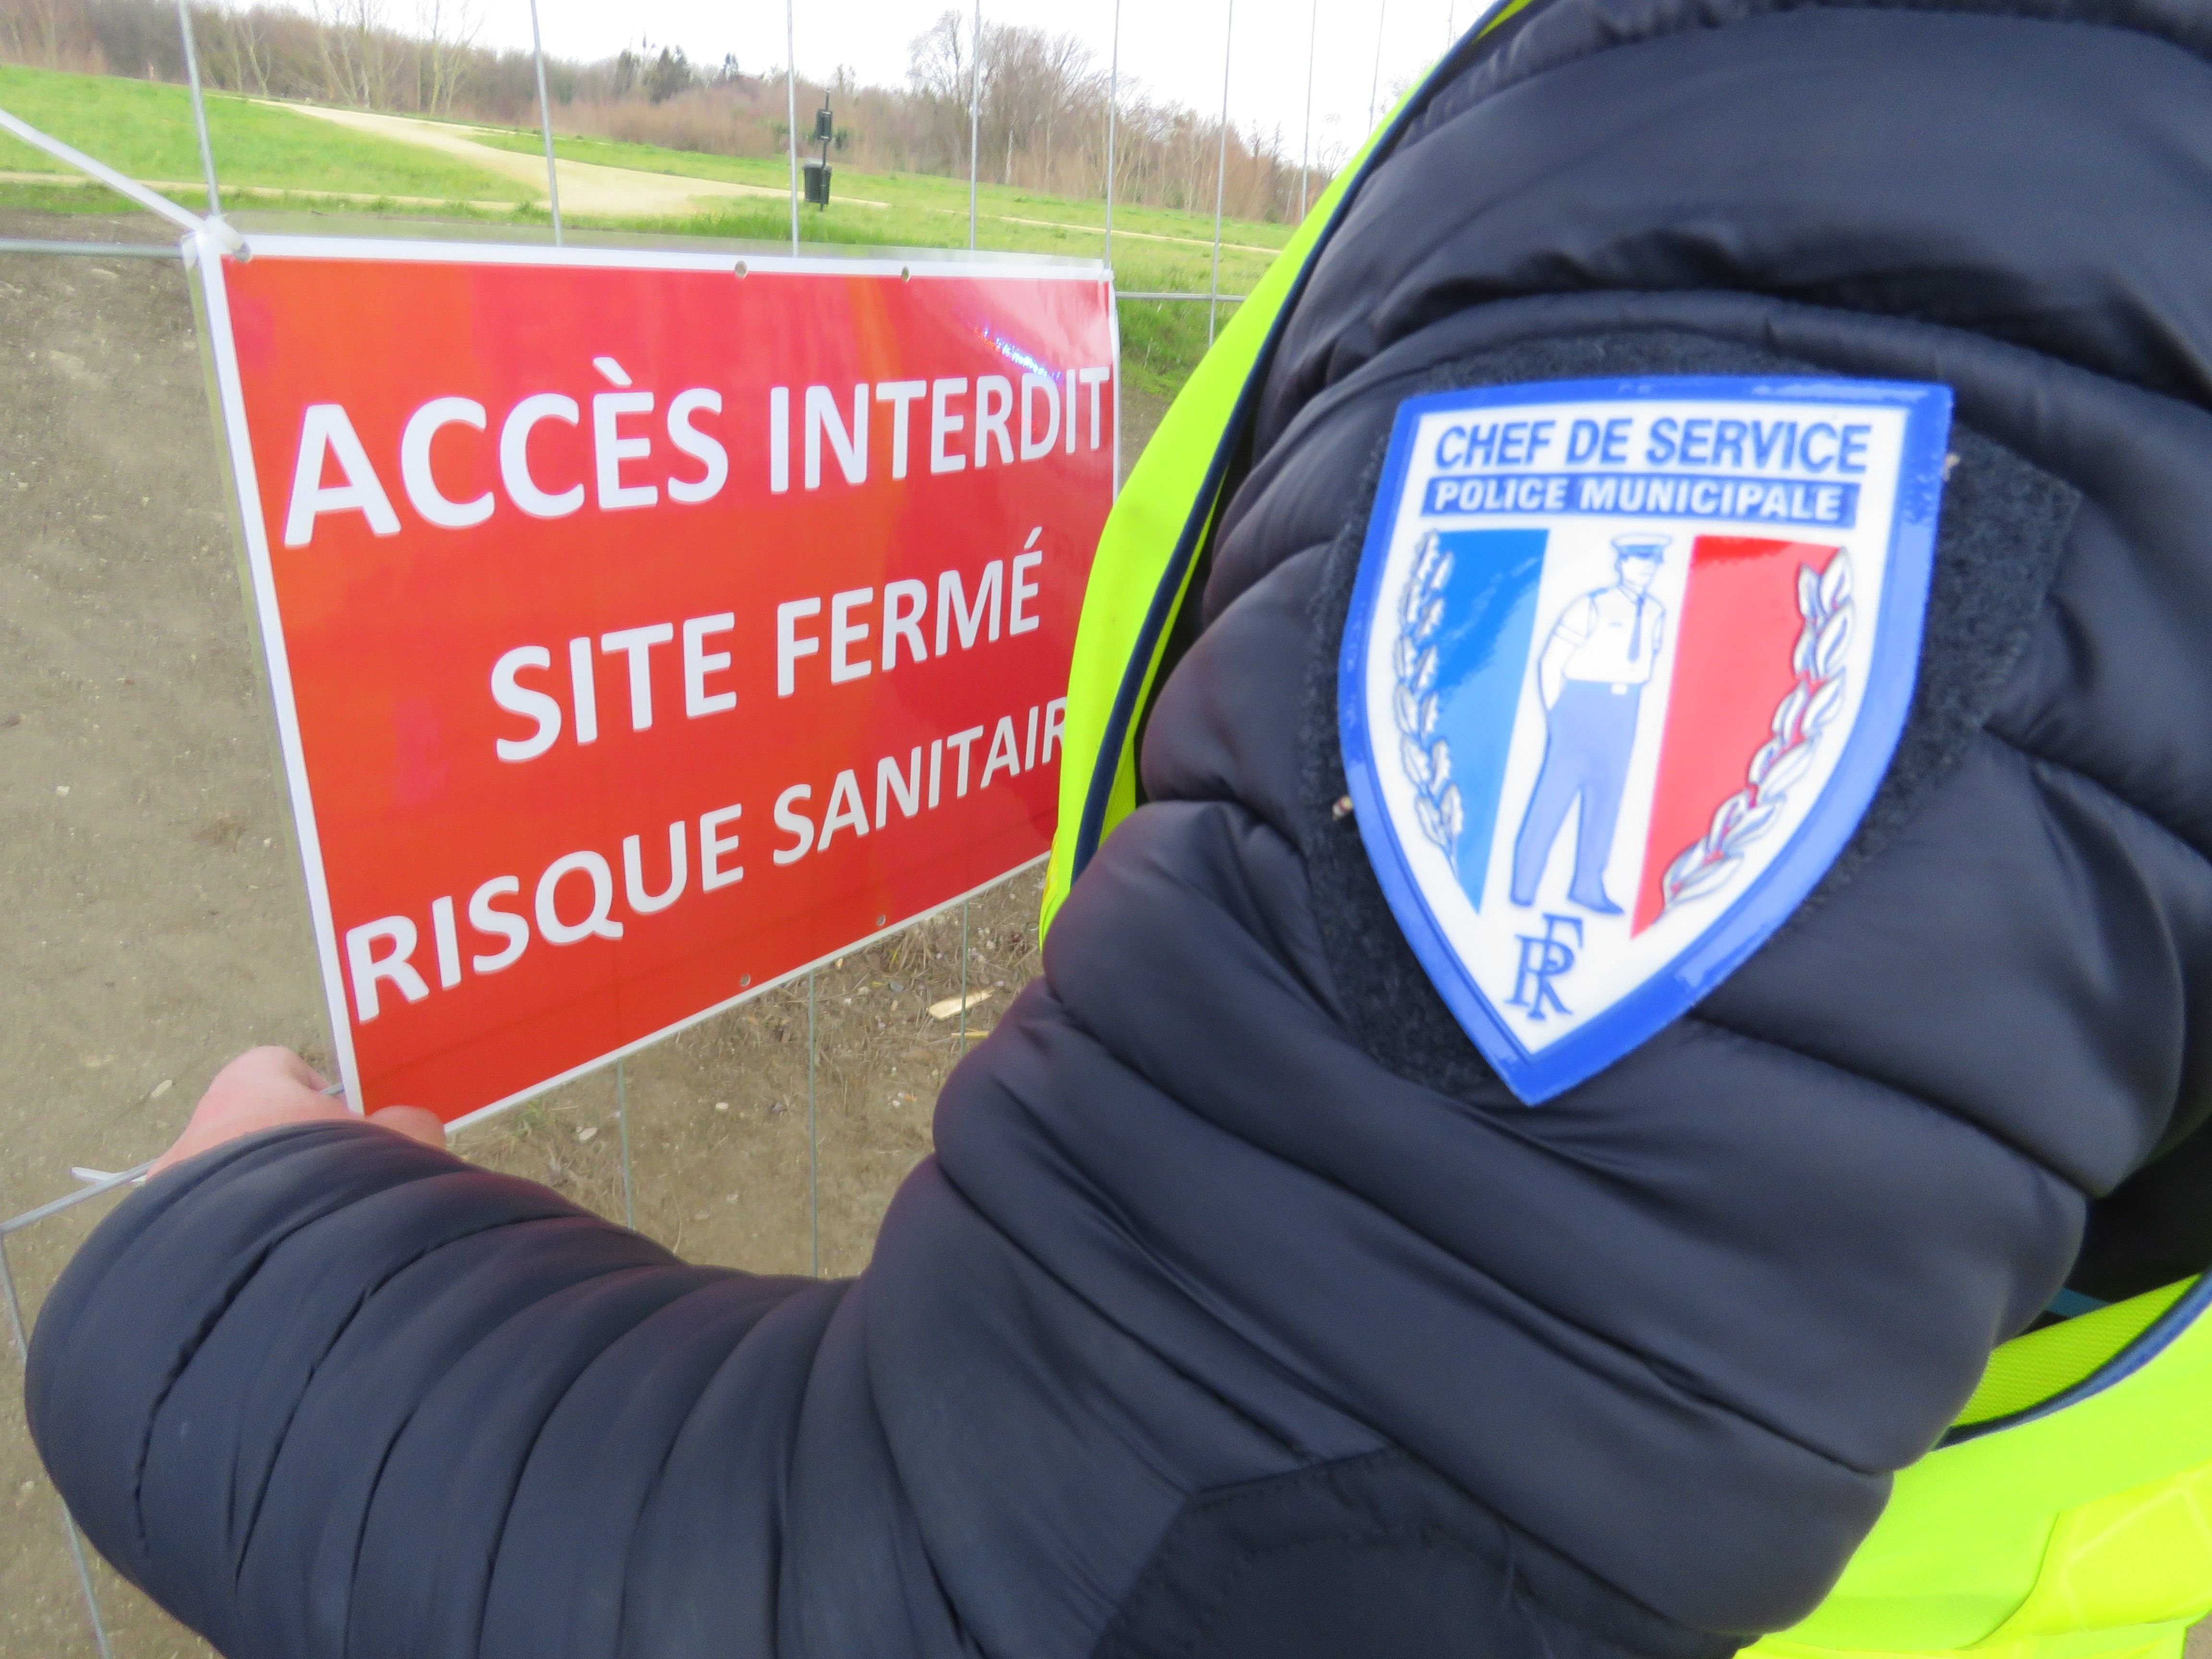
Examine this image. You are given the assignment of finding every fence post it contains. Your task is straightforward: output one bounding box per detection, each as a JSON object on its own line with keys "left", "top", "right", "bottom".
{"left": 1369, "top": 0, "right": 1388, "bottom": 131}
{"left": 786, "top": 0, "right": 800, "bottom": 253}
{"left": 1299, "top": 0, "right": 1318, "bottom": 220}
{"left": 1208, "top": 0, "right": 1234, "bottom": 346}
{"left": 172, "top": 0, "right": 220, "bottom": 217}
{"left": 968, "top": 0, "right": 982, "bottom": 250}
{"left": 617, "top": 1057, "right": 633, "bottom": 1230}
{"left": 807, "top": 969, "right": 819, "bottom": 1276}
{"left": 1103, "top": 0, "right": 1120, "bottom": 271}
{"left": 2, "top": 1235, "right": 114, "bottom": 1659}
{"left": 526, "top": 0, "right": 563, "bottom": 244}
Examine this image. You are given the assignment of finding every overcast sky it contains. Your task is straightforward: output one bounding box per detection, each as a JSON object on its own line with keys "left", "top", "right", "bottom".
{"left": 494, "top": 0, "right": 1492, "bottom": 170}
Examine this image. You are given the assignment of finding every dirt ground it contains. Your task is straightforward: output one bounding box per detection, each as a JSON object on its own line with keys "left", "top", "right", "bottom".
{"left": 0, "top": 204, "right": 1168, "bottom": 1658}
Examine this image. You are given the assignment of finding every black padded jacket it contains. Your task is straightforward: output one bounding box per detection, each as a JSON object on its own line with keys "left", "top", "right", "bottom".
{"left": 29, "top": 1, "right": 2212, "bottom": 1655}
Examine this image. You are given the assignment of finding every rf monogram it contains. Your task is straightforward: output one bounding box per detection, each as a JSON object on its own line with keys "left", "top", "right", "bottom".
{"left": 1508, "top": 914, "right": 1583, "bottom": 1021}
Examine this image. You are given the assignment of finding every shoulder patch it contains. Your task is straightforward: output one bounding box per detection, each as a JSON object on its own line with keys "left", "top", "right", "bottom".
{"left": 1338, "top": 374, "right": 1953, "bottom": 1103}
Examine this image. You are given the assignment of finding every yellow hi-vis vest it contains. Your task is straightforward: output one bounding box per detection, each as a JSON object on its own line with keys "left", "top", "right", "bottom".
{"left": 1042, "top": 10, "right": 2212, "bottom": 1654}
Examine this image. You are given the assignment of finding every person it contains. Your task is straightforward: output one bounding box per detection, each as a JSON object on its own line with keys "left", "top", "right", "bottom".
{"left": 27, "top": 1, "right": 2212, "bottom": 1656}
{"left": 1510, "top": 533, "right": 1670, "bottom": 913}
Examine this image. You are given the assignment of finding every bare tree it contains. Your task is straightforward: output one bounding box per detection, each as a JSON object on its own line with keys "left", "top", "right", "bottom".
{"left": 311, "top": 0, "right": 394, "bottom": 107}
{"left": 218, "top": 5, "right": 276, "bottom": 96}
{"left": 1035, "top": 29, "right": 1091, "bottom": 189}
{"left": 0, "top": 0, "right": 1332, "bottom": 221}
{"left": 417, "top": 0, "right": 478, "bottom": 115}
{"left": 906, "top": 10, "right": 966, "bottom": 103}
{"left": 905, "top": 10, "right": 975, "bottom": 175}
{"left": 17, "top": 0, "right": 67, "bottom": 64}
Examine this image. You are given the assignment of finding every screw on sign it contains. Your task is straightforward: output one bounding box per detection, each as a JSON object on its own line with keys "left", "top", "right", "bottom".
{"left": 192, "top": 232, "right": 1117, "bottom": 1126}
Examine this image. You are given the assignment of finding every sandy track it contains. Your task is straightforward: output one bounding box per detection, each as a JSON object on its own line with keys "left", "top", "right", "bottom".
{"left": 277, "top": 102, "right": 890, "bottom": 218}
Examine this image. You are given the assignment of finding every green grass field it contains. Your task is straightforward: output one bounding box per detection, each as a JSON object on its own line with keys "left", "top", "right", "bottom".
{"left": 0, "top": 62, "right": 1279, "bottom": 397}
{"left": 466, "top": 125, "right": 1289, "bottom": 253}
{"left": 475, "top": 126, "right": 1278, "bottom": 395}
{"left": 466, "top": 125, "right": 1281, "bottom": 367}
{"left": 0, "top": 65, "right": 530, "bottom": 202}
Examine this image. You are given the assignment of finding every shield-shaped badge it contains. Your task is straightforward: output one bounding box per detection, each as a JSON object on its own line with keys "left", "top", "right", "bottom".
{"left": 1339, "top": 374, "right": 1953, "bottom": 1103}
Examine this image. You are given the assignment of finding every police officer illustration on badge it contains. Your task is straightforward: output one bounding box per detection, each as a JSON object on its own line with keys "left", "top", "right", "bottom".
{"left": 1340, "top": 374, "right": 1951, "bottom": 1102}
{"left": 1510, "top": 534, "right": 1670, "bottom": 914}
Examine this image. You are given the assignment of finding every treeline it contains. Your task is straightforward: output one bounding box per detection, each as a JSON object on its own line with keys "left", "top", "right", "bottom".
{"left": 0, "top": 0, "right": 1334, "bottom": 222}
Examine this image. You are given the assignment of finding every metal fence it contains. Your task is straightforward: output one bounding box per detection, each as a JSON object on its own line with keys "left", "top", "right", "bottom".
{"left": 0, "top": 0, "right": 1429, "bottom": 1649}
{"left": 0, "top": 207, "right": 1049, "bottom": 1650}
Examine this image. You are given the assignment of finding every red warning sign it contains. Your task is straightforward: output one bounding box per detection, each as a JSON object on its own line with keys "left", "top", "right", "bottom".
{"left": 193, "top": 232, "right": 1116, "bottom": 1124}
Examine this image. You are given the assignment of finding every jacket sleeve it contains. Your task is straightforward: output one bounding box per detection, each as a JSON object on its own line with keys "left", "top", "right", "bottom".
{"left": 24, "top": 1120, "right": 841, "bottom": 1659}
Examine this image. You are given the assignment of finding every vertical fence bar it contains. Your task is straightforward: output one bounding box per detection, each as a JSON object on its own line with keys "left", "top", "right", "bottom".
{"left": 526, "top": 0, "right": 563, "bottom": 243}
{"left": 806, "top": 969, "right": 818, "bottom": 1276}
{"left": 1103, "top": 0, "right": 1120, "bottom": 270}
{"left": 785, "top": 0, "right": 800, "bottom": 253}
{"left": 1368, "top": 0, "right": 1387, "bottom": 131}
{"left": 968, "top": 0, "right": 982, "bottom": 250}
{"left": 957, "top": 901, "right": 971, "bottom": 1057}
{"left": 172, "top": 0, "right": 221, "bottom": 216}
{"left": 2, "top": 1236, "right": 114, "bottom": 1659}
{"left": 1207, "top": 0, "right": 1234, "bottom": 346}
{"left": 56, "top": 1491, "right": 111, "bottom": 1659}
{"left": 1298, "top": 0, "right": 1318, "bottom": 220}
{"left": 617, "top": 1057, "right": 633, "bottom": 1230}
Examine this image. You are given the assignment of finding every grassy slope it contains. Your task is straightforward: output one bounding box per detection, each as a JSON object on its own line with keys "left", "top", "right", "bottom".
{"left": 601, "top": 189, "right": 1250, "bottom": 396}
{"left": 468, "top": 126, "right": 1289, "bottom": 251}
{"left": 464, "top": 126, "right": 1281, "bottom": 395}
{"left": 0, "top": 64, "right": 1266, "bottom": 396}
{"left": 0, "top": 65, "right": 530, "bottom": 202}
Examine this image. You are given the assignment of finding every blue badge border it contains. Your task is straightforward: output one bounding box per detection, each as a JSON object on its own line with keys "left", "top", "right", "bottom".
{"left": 1338, "top": 373, "right": 1954, "bottom": 1105}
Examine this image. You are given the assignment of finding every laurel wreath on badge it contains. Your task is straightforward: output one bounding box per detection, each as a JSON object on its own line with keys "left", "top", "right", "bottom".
{"left": 1659, "top": 553, "right": 1855, "bottom": 914}
{"left": 1394, "top": 532, "right": 1466, "bottom": 863}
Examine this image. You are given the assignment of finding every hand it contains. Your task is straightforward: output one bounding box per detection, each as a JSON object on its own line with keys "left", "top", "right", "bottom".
{"left": 148, "top": 1046, "right": 446, "bottom": 1178}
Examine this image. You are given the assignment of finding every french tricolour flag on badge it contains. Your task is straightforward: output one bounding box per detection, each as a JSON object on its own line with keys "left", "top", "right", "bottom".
{"left": 1339, "top": 374, "right": 1953, "bottom": 1103}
